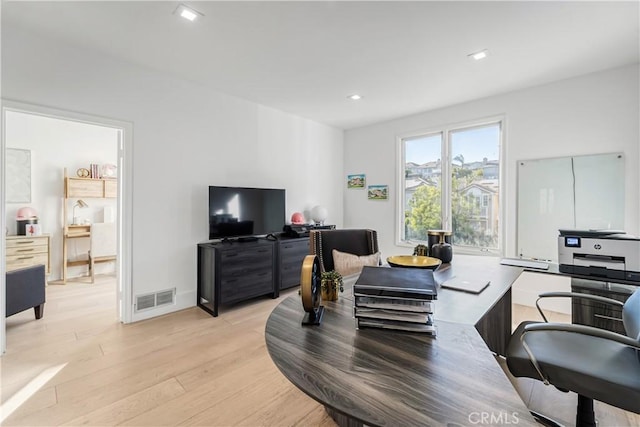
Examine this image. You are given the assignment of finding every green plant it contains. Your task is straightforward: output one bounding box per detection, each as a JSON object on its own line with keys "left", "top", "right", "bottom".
{"left": 413, "top": 244, "right": 429, "bottom": 256}
{"left": 321, "top": 270, "right": 344, "bottom": 293}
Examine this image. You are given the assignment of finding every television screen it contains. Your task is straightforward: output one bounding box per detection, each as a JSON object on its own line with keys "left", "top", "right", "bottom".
{"left": 209, "top": 186, "right": 286, "bottom": 240}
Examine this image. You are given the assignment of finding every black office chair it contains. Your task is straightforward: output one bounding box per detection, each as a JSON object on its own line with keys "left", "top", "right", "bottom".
{"left": 506, "top": 288, "right": 640, "bottom": 426}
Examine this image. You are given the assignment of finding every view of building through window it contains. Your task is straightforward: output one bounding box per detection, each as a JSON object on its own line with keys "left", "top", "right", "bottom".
{"left": 402, "top": 123, "right": 501, "bottom": 251}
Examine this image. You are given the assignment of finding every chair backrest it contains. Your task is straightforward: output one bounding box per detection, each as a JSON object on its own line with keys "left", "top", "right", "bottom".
{"left": 310, "top": 229, "right": 379, "bottom": 272}
{"left": 91, "top": 222, "right": 117, "bottom": 258}
{"left": 623, "top": 288, "right": 640, "bottom": 342}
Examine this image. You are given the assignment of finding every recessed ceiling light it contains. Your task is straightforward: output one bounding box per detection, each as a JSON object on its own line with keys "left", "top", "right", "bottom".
{"left": 174, "top": 4, "right": 203, "bottom": 22}
{"left": 348, "top": 94, "right": 362, "bottom": 100}
{"left": 468, "top": 49, "right": 489, "bottom": 61}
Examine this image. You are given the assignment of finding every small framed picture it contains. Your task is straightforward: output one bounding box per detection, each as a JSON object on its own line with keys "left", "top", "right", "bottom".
{"left": 347, "top": 174, "right": 366, "bottom": 189}
{"left": 367, "top": 185, "right": 388, "bottom": 200}
{"left": 26, "top": 224, "right": 42, "bottom": 236}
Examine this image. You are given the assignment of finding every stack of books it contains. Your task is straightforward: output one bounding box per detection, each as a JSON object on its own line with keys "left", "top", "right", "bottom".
{"left": 353, "top": 266, "right": 438, "bottom": 335}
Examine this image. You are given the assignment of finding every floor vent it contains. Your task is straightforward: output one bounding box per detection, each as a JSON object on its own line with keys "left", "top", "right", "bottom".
{"left": 135, "top": 288, "right": 176, "bottom": 312}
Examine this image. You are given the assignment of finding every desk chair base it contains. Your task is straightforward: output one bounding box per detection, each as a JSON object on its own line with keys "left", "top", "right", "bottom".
{"left": 528, "top": 395, "right": 596, "bottom": 427}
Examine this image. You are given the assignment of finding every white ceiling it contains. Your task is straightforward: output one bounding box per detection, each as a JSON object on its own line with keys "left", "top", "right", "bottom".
{"left": 2, "top": 1, "right": 639, "bottom": 130}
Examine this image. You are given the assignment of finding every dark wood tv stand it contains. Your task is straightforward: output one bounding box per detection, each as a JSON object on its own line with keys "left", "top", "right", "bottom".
{"left": 197, "top": 236, "right": 309, "bottom": 317}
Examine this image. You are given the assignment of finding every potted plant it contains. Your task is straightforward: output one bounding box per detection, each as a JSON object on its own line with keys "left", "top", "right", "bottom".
{"left": 413, "top": 244, "right": 429, "bottom": 257}
{"left": 321, "top": 270, "right": 344, "bottom": 301}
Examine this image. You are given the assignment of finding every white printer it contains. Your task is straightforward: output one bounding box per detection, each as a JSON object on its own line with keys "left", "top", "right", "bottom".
{"left": 558, "top": 229, "right": 640, "bottom": 282}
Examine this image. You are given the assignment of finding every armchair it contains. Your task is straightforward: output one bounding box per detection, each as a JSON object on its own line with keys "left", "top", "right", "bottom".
{"left": 506, "top": 289, "right": 640, "bottom": 426}
{"left": 309, "top": 229, "right": 379, "bottom": 274}
{"left": 6, "top": 264, "right": 46, "bottom": 319}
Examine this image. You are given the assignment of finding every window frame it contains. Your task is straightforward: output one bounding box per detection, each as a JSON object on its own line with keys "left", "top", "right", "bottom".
{"left": 396, "top": 116, "right": 506, "bottom": 256}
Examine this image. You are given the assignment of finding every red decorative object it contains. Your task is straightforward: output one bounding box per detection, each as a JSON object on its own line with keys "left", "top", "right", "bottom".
{"left": 291, "top": 212, "right": 305, "bottom": 224}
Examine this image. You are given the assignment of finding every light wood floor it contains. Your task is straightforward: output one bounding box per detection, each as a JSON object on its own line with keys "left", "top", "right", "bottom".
{"left": 2, "top": 276, "right": 638, "bottom": 426}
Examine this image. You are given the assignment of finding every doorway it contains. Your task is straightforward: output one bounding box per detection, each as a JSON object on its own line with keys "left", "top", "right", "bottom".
{"left": 1, "top": 100, "right": 133, "bottom": 354}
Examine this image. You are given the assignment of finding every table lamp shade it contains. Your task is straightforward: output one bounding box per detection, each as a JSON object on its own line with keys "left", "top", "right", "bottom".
{"left": 311, "top": 206, "right": 328, "bottom": 225}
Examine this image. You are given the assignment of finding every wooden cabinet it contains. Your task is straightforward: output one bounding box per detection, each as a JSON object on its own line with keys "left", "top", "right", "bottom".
{"left": 6, "top": 235, "right": 51, "bottom": 274}
{"left": 571, "top": 278, "right": 635, "bottom": 335}
{"left": 198, "top": 240, "right": 277, "bottom": 317}
{"left": 66, "top": 177, "right": 117, "bottom": 198}
{"left": 277, "top": 237, "right": 309, "bottom": 290}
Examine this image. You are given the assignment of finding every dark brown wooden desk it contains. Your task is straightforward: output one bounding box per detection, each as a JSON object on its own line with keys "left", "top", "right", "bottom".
{"left": 265, "top": 255, "right": 538, "bottom": 427}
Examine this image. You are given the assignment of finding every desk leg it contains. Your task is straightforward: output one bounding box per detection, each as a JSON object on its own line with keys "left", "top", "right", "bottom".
{"left": 325, "top": 406, "right": 363, "bottom": 427}
{"left": 475, "top": 288, "right": 512, "bottom": 356}
{"left": 62, "top": 235, "right": 68, "bottom": 284}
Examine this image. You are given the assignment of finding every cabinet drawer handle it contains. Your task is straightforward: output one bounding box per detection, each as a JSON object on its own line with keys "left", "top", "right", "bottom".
{"left": 17, "top": 256, "right": 35, "bottom": 260}
{"left": 225, "top": 253, "right": 239, "bottom": 257}
{"left": 258, "top": 272, "right": 268, "bottom": 277}
{"left": 16, "top": 240, "right": 35, "bottom": 244}
{"left": 16, "top": 248, "right": 35, "bottom": 252}
{"left": 594, "top": 314, "right": 623, "bottom": 322}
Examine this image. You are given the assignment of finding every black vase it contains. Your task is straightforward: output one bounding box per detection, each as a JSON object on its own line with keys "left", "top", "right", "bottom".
{"left": 431, "top": 242, "right": 453, "bottom": 263}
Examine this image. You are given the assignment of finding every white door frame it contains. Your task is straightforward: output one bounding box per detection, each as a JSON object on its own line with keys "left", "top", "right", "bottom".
{"left": 1, "top": 99, "right": 134, "bottom": 354}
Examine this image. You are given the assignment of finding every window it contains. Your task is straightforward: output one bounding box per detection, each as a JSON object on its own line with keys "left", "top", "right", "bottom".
{"left": 399, "top": 120, "right": 502, "bottom": 252}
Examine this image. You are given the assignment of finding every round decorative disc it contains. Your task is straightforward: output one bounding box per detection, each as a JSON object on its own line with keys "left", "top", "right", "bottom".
{"left": 300, "top": 255, "right": 321, "bottom": 312}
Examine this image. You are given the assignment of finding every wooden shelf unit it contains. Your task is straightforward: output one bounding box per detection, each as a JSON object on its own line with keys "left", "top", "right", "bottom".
{"left": 61, "top": 168, "right": 117, "bottom": 283}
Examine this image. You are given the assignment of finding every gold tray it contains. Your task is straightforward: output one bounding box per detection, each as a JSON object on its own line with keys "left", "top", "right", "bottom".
{"left": 386, "top": 255, "right": 442, "bottom": 270}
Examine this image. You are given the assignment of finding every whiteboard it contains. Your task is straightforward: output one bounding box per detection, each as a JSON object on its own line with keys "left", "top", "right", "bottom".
{"left": 517, "top": 153, "right": 624, "bottom": 262}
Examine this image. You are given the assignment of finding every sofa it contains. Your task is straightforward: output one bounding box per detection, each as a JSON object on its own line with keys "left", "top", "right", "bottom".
{"left": 6, "top": 264, "right": 46, "bottom": 319}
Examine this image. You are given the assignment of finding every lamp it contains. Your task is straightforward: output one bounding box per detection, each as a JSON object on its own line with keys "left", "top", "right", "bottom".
{"left": 73, "top": 199, "right": 89, "bottom": 225}
{"left": 311, "top": 205, "right": 328, "bottom": 226}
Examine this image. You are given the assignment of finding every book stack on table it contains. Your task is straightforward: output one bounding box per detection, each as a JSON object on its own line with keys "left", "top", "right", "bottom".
{"left": 353, "top": 266, "right": 438, "bottom": 335}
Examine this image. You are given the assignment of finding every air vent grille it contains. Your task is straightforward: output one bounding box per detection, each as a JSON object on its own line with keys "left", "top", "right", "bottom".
{"left": 135, "top": 288, "right": 176, "bottom": 312}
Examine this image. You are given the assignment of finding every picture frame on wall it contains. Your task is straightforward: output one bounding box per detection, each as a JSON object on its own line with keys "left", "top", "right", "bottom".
{"left": 347, "top": 174, "right": 366, "bottom": 188}
{"left": 367, "top": 185, "right": 388, "bottom": 200}
{"left": 6, "top": 148, "right": 32, "bottom": 203}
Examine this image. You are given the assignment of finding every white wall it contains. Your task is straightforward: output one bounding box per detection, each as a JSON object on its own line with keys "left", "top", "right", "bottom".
{"left": 344, "top": 64, "right": 639, "bottom": 259}
{"left": 2, "top": 25, "right": 344, "bottom": 321}
{"left": 344, "top": 64, "right": 639, "bottom": 312}
{"left": 5, "top": 111, "right": 118, "bottom": 280}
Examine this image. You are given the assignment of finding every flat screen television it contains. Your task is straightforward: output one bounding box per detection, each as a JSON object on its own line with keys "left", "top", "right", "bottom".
{"left": 209, "top": 186, "right": 286, "bottom": 240}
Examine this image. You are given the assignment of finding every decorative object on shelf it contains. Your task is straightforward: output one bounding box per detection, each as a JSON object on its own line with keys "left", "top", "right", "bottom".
{"left": 311, "top": 205, "right": 328, "bottom": 226}
{"left": 291, "top": 212, "right": 305, "bottom": 225}
{"left": 367, "top": 185, "right": 388, "bottom": 200}
{"left": 320, "top": 270, "right": 343, "bottom": 301}
{"left": 16, "top": 206, "right": 39, "bottom": 236}
{"left": 73, "top": 199, "right": 89, "bottom": 225}
{"left": 300, "top": 255, "right": 324, "bottom": 325}
{"left": 101, "top": 163, "right": 117, "bottom": 178}
{"left": 90, "top": 163, "right": 100, "bottom": 178}
{"left": 26, "top": 224, "right": 42, "bottom": 236}
{"left": 76, "top": 168, "right": 90, "bottom": 178}
{"left": 430, "top": 231, "right": 453, "bottom": 264}
{"left": 413, "top": 244, "right": 429, "bottom": 257}
{"left": 387, "top": 255, "right": 441, "bottom": 270}
{"left": 347, "top": 174, "right": 366, "bottom": 189}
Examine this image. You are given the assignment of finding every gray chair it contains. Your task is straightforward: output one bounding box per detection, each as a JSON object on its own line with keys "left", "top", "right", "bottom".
{"left": 506, "top": 289, "right": 640, "bottom": 426}
{"left": 6, "top": 264, "right": 46, "bottom": 319}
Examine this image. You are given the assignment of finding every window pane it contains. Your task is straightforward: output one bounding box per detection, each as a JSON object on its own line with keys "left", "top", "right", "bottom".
{"left": 403, "top": 133, "right": 443, "bottom": 241}
{"left": 450, "top": 124, "right": 500, "bottom": 249}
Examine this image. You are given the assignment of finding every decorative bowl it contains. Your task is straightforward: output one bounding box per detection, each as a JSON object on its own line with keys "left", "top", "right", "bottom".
{"left": 386, "top": 255, "right": 442, "bottom": 270}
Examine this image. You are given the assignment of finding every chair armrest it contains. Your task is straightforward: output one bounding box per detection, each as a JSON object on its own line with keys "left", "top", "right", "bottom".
{"left": 523, "top": 322, "right": 640, "bottom": 350}
{"left": 519, "top": 322, "right": 640, "bottom": 385}
{"left": 535, "top": 292, "right": 624, "bottom": 322}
